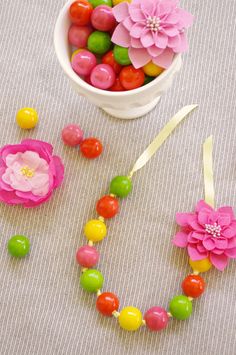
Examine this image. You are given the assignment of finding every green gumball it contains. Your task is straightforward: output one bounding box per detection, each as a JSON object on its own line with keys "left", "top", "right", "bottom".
{"left": 8, "top": 235, "right": 30, "bottom": 258}
{"left": 113, "top": 45, "right": 131, "bottom": 66}
{"left": 110, "top": 176, "right": 132, "bottom": 198}
{"left": 80, "top": 269, "right": 104, "bottom": 293}
{"left": 88, "top": 0, "right": 112, "bottom": 8}
{"left": 169, "top": 295, "right": 193, "bottom": 320}
{"left": 88, "top": 31, "right": 111, "bottom": 55}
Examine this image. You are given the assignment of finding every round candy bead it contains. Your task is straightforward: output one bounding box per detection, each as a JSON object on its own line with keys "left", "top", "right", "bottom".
{"left": 102, "top": 51, "right": 122, "bottom": 74}
{"left": 84, "top": 219, "right": 107, "bottom": 242}
{"left": 16, "top": 107, "right": 38, "bottom": 129}
{"left": 91, "top": 5, "right": 116, "bottom": 32}
{"left": 88, "top": 31, "right": 111, "bottom": 55}
{"left": 119, "top": 66, "right": 145, "bottom": 90}
{"left": 8, "top": 235, "right": 30, "bottom": 258}
{"left": 110, "top": 77, "right": 125, "bottom": 91}
{"left": 144, "top": 307, "right": 169, "bottom": 331}
{"left": 76, "top": 245, "right": 99, "bottom": 267}
{"left": 72, "top": 50, "right": 97, "bottom": 76}
{"left": 118, "top": 307, "right": 143, "bottom": 331}
{"left": 80, "top": 269, "right": 104, "bottom": 292}
{"left": 110, "top": 176, "right": 132, "bottom": 198}
{"left": 113, "top": 45, "right": 131, "bottom": 66}
{"left": 142, "top": 61, "right": 164, "bottom": 77}
{"left": 62, "top": 124, "right": 84, "bottom": 147}
{"left": 96, "top": 195, "right": 119, "bottom": 219}
{"left": 112, "top": 0, "right": 131, "bottom": 5}
{"left": 89, "top": 0, "right": 112, "bottom": 7}
{"left": 143, "top": 76, "right": 155, "bottom": 86}
{"left": 68, "top": 25, "right": 92, "bottom": 48}
{"left": 96, "top": 292, "right": 119, "bottom": 316}
{"left": 182, "top": 275, "right": 205, "bottom": 298}
{"left": 71, "top": 49, "right": 83, "bottom": 62}
{"left": 80, "top": 138, "right": 103, "bottom": 158}
{"left": 90, "top": 64, "right": 115, "bottom": 90}
{"left": 69, "top": 0, "right": 93, "bottom": 26}
{"left": 169, "top": 295, "right": 192, "bottom": 320}
{"left": 189, "top": 258, "right": 212, "bottom": 273}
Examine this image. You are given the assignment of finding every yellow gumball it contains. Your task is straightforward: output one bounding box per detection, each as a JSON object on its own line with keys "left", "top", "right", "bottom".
{"left": 16, "top": 108, "right": 38, "bottom": 129}
{"left": 118, "top": 307, "right": 143, "bottom": 331}
{"left": 84, "top": 219, "right": 107, "bottom": 242}
{"left": 71, "top": 49, "right": 83, "bottom": 62}
{"left": 113, "top": 0, "right": 132, "bottom": 5}
{"left": 189, "top": 258, "right": 212, "bottom": 273}
{"left": 142, "top": 61, "right": 164, "bottom": 77}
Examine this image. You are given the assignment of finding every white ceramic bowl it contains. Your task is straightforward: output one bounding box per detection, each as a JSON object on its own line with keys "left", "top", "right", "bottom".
{"left": 54, "top": 0, "right": 182, "bottom": 119}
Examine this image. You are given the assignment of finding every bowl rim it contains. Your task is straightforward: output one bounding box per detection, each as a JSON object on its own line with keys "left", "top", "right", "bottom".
{"left": 54, "top": 0, "right": 181, "bottom": 97}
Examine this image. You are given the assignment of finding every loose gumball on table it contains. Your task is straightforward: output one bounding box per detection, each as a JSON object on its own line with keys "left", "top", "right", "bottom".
{"left": 16, "top": 107, "right": 38, "bottom": 129}
{"left": 8, "top": 235, "right": 30, "bottom": 258}
{"left": 80, "top": 138, "right": 103, "bottom": 159}
{"left": 62, "top": 124, "right": 84, "bottom": 146}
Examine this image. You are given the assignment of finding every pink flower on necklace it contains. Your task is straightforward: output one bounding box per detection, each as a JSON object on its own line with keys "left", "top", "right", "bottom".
{"left": 172, "top": 200, "right": 236, "bottom": 271}
{"left": 0, "top": 139, "right": 64, "bottom": 208}
{"left": 112, "top": 0, "right": 194, "bottom": 69}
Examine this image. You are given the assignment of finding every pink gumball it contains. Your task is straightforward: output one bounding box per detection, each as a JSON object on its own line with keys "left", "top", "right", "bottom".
{"left": 91, "top": 5, "right": 116, "bottom": 32}
{"left": 62, "top": 124, "right": 84, "bottom": 147}
{"left": 68, "top": 25, "right": 93, "bottom": 48}
{"left": 90, "top": 64, "right": 116, "bottom": 90}
{"left": 72, "top": 50, "right": 97, "bottom": 76}
{"left": 76, "top": 245, "right": 99, "bottom": 268}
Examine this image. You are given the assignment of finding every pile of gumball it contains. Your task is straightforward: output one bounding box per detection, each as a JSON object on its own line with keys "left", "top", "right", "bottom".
{"left": 68, "top": 0, "right": 164, "bottom": 91}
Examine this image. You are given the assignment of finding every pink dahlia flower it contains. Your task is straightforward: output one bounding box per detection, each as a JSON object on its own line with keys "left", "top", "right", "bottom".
{"left": 172, "top": 200, "right": 236, "bottom": 271}
{"left": 0, "top": 139, "right": 64, "bottom": 208}
{"left": 112, "top": 0, "right": 194, "bottom": 69}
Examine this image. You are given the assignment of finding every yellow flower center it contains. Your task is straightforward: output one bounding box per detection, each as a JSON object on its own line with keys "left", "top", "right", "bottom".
{"left": 20, "top": 166, "right": 35, "bottom": 178}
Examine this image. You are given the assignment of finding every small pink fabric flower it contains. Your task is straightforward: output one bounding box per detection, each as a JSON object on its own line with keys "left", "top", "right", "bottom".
{"left": 0, "top": 139, "right": 64, "bottom": 208}
{"left": 172, "top": 200, "right": 236, "bottom": 271}
{"left": 112, "top": 0, "right": 194, "bottom": 69}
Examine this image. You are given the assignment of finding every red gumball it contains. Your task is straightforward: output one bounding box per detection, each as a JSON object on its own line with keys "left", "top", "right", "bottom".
{"left": 96, "top": 292, "right": 119, "bottom": 316}
{"left": 182, "top": 275, "right": 205, "bottom": 298}
{"left": 69, "top": 0, "right": 93, "bottom": 26}
{"left": 80, "top": 138, "right": 103, "bottom": 159}
{"left": 119, "top": 65, "right": 145, "bottom": 90}
{"left": 91, "top": 5, "right": 116, "bottom": 32}
{"left": 96, "top": 195, "right": 119, "bottom": 219}
{"left": 110, "top": 77, "right": 125, "bottom": 91}
{"left": 102, "top": 51, "right": 122, "bottom": 74}
{"left": 68, "top": 24, "right": 93, "bottom": 48}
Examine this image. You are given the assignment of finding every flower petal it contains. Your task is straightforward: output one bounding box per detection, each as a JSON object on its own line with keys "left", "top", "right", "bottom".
{"left": 214, "top": 238, "right": 228, "bottom": 250}
{"left": 153, "top": 31, "right": 168, "bottom": 48}
{"left": 222, "top": 221, "right": 236, "bottom": 238}
{"left": 112, "top": 23, "right": 131, "bottom": 47}
{"left": 123, "top": 16, "right": 134, "bottom": 31}
{"left": 147, "top": 46, "right": 164, "bottom": 57}
{"left": 188, "top": 244, "right": 208, "bottom": 261}
{"left": 112, "top": 2, "right": 129, "bottom": 22}
{"left": 210, "top": 253, "right": 228, "bottom": 271}
{"left": 129, "top": 7, "right": 146, "bottom": 22}
{"left": 195, "top": 200, "right": 213, "bottom": 213}
{"left": 141, "top": 30, "right": 155, "bottom": 48}
{"left": 172, "top": 231, "right": 188, "bottom": 247}
{"left": 217, "top": 206, "right": 235, "bottom": 220}
{"left": 198, "top": 210, "right": 210, "bottom": 225}
{"left": 202, "top": 237, "right": 215, "bottom": 251}
{"left": 131, "top": 37, "right": 143, "bottom": 48}
{"left": 140, "top": 0, "right": 155, "bottom": 16}
{"left": 192, "top": 231, "right": 204, "bottom": 240}
{"left": 176, "top": 212, "right": 195, "bottom": 227}
{"left": 130, "top": 22, "right": 146, "bottom": 38}
{"left": 152, "top": 48, "right": 174, "bottom": 68}
{"left": 128, "top": 47, "right": 151, "bottom": 68}
{"left": 173, "top": 32, "right": 188, "bottom": 53}
{"left": 168, "top": 34, "right": 181, "bottom": 49}
{"left": 225, "top": 248, "right": 236, "bottom": 258}
{"left": 176, "top": 9, "right": 194, "bottom": 28}
{"left": 161, "top": 26, "right": 179, "bottom": 37}
{"left": 50, "top": 156, "right": 64, "bottom": 189}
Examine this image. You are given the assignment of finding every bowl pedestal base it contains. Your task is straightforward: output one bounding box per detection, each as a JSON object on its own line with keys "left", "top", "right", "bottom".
{"left": 102, "top": 97, "right": 161, "bottom": 120}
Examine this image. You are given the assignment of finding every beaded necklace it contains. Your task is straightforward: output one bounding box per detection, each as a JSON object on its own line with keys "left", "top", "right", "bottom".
{"left": 75, "top": 105, "right": 223, "bottom": 332}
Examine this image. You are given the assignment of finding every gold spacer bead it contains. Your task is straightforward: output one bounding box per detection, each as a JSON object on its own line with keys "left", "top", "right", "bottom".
{"left": 112, "top": 311, "right": 120, "bottom": 318}
{"left": 188, "top": 297, "right": 194, "bottom": 302}
{"left": 82, "top": 268, "right": 88, "bottom": 273}
{"left": 167, "top": 312, "right": 173, "bottom": 318}
{"left": 97, "top": 290, "right": 102, "bottom": 297}
{"left": 88, "top": 240, "right": 94, "bottom": 247}
{"left": 98, "top": 216, "right": 105, "bottom": 222}
{"left": 142, "top": 319, "right": 146, "bottom": 326}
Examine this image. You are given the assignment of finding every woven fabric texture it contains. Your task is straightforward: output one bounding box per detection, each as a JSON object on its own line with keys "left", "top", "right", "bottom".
{"left": 0, "top": 1, "right": 236, "bottom": 354}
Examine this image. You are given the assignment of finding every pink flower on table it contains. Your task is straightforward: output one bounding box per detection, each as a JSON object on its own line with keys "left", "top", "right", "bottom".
{"left": 172, "top": 200, "right": 236, "bottom": 271}
{"left": 0, "top": 139, "right": 64, "bottom": 208}
{"left": 112, "top": 0, "right": 194, "bottom": 69}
